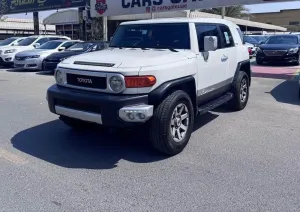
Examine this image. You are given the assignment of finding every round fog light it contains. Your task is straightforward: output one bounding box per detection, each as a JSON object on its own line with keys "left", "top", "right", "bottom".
{"left": 138, "top": 113, "right": 146, "bottom": 120}
{"left": 127, "top": 113, "right": 135, "bottom": 120}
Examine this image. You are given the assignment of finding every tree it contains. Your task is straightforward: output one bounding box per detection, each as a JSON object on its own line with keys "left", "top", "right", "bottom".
{"left": 201, "top": 6, "right": 250, "bottom": 18}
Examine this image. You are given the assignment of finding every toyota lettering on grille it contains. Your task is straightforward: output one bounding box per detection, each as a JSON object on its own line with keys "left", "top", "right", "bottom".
{"left": 77, "top": 78, "right": 93, "bottom": 84}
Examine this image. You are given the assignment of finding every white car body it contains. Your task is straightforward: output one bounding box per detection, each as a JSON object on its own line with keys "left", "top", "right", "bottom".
{"left": 0, "top": 35, "right": 70, "bottom": 66}
{"left": 59, "top": 18, "right": 248, "bottom": 95}
{"left": 14, "top": 40, "right": 79, "bottom": 70}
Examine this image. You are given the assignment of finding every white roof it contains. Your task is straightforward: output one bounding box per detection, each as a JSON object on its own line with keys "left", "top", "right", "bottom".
{"left": 0, "top": 19, "right": 55, "bottom": 31}
{"left": 43, "top": 9, "right": 79, "bottom": 25}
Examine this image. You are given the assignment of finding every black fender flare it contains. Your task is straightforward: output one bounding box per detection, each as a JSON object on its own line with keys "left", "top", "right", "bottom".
{"left": 233, "top": 59, "right": 252, "bottom": 86}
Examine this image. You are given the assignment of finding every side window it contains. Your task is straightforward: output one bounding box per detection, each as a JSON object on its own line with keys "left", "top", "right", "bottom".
{"left": 195, "top": 24, "right": 221, "bottom": 51}
{"left": 36, "top": 38, "right": 49, "bottom": 45}
{"left": 61, "top": 42, "right": 76, "bottom": 48}
{"left": 49, "top": 37, "right": 61, "bottom": 41}
{"left": 219, "top": 25, "right": 235, "bottom": 48}
{"left": 17, "top": 39, "right": 24, "bottom": 44}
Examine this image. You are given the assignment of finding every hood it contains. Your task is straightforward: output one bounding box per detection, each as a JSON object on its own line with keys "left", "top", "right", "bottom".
{"left": 61, "top": 48, "right": 195, "bottom": 69}
{"left": 259, "top": 44, "right": 299, "bottom": 50}
{"left": 0, "top": 45, "right": 34, "bottom": 52}
{"left": 16, "top": 49, "right": 56, "bottom": 57}
{"left": 47, "top": 50, "right": 84, "bottom": 60}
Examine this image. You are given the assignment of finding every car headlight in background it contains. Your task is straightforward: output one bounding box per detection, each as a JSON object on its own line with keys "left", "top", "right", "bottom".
{"left": 55, "top": 70, "right": 64, "bottom": 84}
{"left": 109, "top": 75, "right": 124, "bottom": 93}
{"left": 288, "top": 47, "right": 299, "bottom": 54}
{"left": 4, "top": 49, "right": 16, "bottom": 54}
{"left": 30, "top": 55, "right": 40, "bottom": 58}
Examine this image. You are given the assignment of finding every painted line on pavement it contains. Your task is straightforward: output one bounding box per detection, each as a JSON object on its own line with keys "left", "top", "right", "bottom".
{"left": 0, "top": 148, "right": 28, "bottom": 165}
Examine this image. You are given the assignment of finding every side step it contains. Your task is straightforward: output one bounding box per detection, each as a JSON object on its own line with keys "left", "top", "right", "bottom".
{"left": 197, "top": 92, "right": 233, "bottom": 115}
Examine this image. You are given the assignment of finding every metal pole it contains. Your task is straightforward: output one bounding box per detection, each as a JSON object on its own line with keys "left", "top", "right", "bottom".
{"left": 221, "top": 7, "right": 225, "bottom": 19}
{"left": 103, "top": 16, "right": 108, "bottom": 41}
{"left": 33, "top": 12, "right": 39, "bottom": 35}
{"left": 151, "top": 13, "right": 154, "bottom": 19}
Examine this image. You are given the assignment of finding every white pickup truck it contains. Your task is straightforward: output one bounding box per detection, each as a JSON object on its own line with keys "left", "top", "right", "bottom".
{"left": 47, "top": 18, "right": 251, "bottom": 155}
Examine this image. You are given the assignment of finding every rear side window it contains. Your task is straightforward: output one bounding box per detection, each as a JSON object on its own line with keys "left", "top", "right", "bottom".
{"left": 236, "top": 28, "right": 244, "bottom": 43}
{"left": 195, "top": 24, "right": 221, "bottom": 51}
{"left": 219, "top": 25, "right": 235, "bottom": 48}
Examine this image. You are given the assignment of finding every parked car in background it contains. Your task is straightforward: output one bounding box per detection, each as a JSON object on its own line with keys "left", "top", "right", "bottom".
{"left": 256, "top": 34, "right": 300, "bottom": 65}
{"left": 43, "top": 41, "right": 109, "bottom": 73}
{"left": 14, "top": 40, "right": 79, "bottom": 71}
{"left": 0, "top": 37, "right": 26, "bottom": 47}
{"left": 0, "top": 35, "right": 70, "bottom": 67}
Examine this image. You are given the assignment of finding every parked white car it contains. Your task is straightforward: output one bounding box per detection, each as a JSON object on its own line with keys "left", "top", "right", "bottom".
{"left": 14, "top": 40, "right": 80, "bottom": 71}
{"left": 0, "top": 37, "right": 26, "bottom": 48}
{"left": 0, "top": 35, "right": 70, "bottom": 67}
{"left": 47, "top": 18, "right": 251, "bottom": 155}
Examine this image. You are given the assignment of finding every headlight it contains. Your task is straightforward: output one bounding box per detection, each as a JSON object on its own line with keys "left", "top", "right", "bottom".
{"left": 109, "top": 75, "right": 124, "bottom": 93}
{"left": 288, "top": 47, "right": 299, "bottom": 54}
{"left": 4, "top": 49, "right": 16, "bottom": 54}
{"left": 257, "top": 47, "right": 262, "bottom": 53}
{"left": 30, "top": 55, "right": 40, "bottom": 58}
{"left": 55, "top": 70, "right": 64, "bottom": 84}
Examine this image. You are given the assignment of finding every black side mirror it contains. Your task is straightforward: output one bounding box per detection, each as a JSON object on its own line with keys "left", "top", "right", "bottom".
{"left": 259, "top": 41, "right": 264, "bottom": 45}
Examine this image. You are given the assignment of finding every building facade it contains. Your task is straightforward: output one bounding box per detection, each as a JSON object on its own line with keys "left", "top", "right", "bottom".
{"left": 251, "top": 9, "right": 300, "bottom": 31}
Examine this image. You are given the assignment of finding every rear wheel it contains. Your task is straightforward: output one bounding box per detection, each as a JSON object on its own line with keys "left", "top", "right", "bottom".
{"left": 228, "top": 71, "right": 250, "bottom": 111}
{"left": 149, "top": 90, "right": 194, "bottom": 155}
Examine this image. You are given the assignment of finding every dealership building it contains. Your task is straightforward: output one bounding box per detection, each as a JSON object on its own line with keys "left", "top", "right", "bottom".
{"left": 43, "top": 9, "right": 287, "bottom": 41}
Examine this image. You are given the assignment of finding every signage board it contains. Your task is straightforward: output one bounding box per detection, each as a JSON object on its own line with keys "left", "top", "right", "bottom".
{"left": 0, "top": 0, "right": 87, "bottom": 15}
{"left": 90, "top": 0, "right": 298, "bottom": 17}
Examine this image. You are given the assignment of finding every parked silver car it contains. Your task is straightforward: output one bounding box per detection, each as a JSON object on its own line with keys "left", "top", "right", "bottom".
{"left": 14, "top": 40, "right": 79, "bottom": 70}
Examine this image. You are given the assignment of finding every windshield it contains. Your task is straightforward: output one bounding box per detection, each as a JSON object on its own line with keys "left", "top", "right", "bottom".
{"left": 38, "top": 41, "right": 64, "bottom": 50}
{"left": 110, "top": 23, "right": 190, "bottom": 49}
{"left": 67, "top": 42, "right": 93, "bottom": 51}
{"left": 252, "top": 36, "right": 268, "bottom": 42}
{"left": 265, "top": 36, "right": 298, "bottom": 45}
{"left": 18, "top": 37, "right": 37, "bottom": 46}
{"left": 0, "top": 38, "right": 17, "bottom": 46}
{"left": 244, "top": 36, "right": 259, "bottom": 44}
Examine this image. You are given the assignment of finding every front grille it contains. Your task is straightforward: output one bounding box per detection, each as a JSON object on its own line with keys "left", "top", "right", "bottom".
{"left": 43, "top": 61, "right": 58, "bottom": 71}
{"left": 15, "top": 56, "right": 27, "bottom": 61}
{"left": 66, "top": 73, "right": 107, "bottom": 89}
{"left": 263, "top": 50, "right": 287, "bottom": 56}
{"left": 56, "top": 99, "right": 101, "bottom": 114}
{"left": 74, "top": 61, "right": 115, "bottom": 67}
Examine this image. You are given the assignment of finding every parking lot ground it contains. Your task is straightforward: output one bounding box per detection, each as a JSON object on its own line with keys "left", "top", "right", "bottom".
{"left": 0, "top": 67, "right": 300, "bottom": 212}
{"left": 251, "top": 59, "right": 300, "bottom": 80}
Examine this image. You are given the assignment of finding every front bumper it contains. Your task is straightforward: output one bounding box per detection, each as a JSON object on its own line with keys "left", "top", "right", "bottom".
{"left": 0, "top": 54, "right": 15, "bottom": 65}
{"left": 256, "top": 52, "right": 299, "bottom": 63}
{"left": 14, "top": 57, "right": 44, "bottom": 70}
{"left": 47, "top": 85, "right": 152, "bottom": 127}
{"left": 43, "top": 60, "right": 59, "bottom": 72}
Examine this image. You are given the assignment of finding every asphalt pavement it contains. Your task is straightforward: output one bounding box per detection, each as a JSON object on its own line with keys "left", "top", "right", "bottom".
{"left": 0, "top": 66, "right": 300, "bottom": 212}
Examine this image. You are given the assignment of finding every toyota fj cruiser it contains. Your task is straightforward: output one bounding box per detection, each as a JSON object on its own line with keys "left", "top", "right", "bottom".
{"left": 47, "top": 18, "right": 251, "bottom": 155}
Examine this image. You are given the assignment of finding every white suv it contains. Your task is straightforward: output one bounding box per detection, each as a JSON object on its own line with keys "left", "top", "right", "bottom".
{"left": 47, "top": 18, "right": 251, "bottom": 155}
{"left": 0, "top": 35, "right": 70, "bottom": 67}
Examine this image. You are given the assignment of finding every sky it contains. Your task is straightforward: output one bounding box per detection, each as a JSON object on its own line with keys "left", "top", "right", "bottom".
{"left": 5, "top": 1, "right": 300, "bottom": 20}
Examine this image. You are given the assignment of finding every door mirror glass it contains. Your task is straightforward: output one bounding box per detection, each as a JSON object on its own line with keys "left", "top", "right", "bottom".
{"left": 58, "top": 47, "right": 66, "bottom": 51}
{"left": 204, "top": 36, "right": 218, "bottom": 52}
{"left": 33, "top": 43, "right": 40, "bottom": 48}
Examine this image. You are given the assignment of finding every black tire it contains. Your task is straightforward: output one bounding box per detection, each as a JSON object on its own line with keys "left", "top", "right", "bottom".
{"left": 149, "top": 90, "right": 195, "bottom": 155}
{"left": 298, "top": 86, "right": 300, "bottom": 98}
{"left": 59, "top": 116, "right": 96, "bottom": 130}
{"left": 295, "top": 55, "right": 300, "bottom": 66}
{"left": 228, "top": 71, "right": 250, "bottom": 111}
{"left": 256, "top": 57, "right": 263, "bottom": 65}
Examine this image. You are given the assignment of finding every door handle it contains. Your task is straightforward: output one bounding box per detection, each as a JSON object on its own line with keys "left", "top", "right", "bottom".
{"left": 221, "top": 55, "right": 228, "bottom": 62}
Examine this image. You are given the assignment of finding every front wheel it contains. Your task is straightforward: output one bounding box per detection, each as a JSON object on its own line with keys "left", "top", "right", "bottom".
{"left": 228, "top": 71, "right": 250, "bottom": 111}
{"left": 149, "top": 90, "right": 195, "bottom": 155}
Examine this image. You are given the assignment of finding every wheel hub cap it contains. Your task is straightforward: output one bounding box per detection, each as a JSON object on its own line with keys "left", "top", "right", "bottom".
{"left": 170, "top": 103, "right": 189, "bottom": 143}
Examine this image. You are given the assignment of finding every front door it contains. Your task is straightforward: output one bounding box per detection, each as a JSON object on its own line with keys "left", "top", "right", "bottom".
{"left": 195, "top": 23, "right": 229, "bottom": 103}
